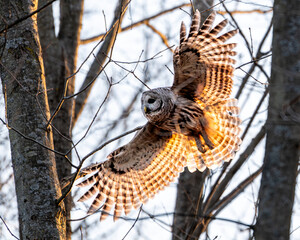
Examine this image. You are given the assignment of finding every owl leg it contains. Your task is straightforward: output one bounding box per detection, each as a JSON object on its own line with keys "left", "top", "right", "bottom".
{"left": 194, "top": 128, "right": 215, "bottom": 153}
{"left": 194, "top": 136, "right": 205, "bottom": 153}
{"left": 200, "top": 128, "right": 214, "bottom": 149}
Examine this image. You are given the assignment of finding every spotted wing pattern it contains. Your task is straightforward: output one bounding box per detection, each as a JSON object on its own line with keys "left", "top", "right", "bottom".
{"left": 77, "top": 124, "right": 187, "bottom": 221}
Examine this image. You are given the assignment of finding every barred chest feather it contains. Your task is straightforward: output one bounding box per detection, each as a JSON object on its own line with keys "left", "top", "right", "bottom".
{"left": 160, "top": 97, "right": 207, "bottom": 136}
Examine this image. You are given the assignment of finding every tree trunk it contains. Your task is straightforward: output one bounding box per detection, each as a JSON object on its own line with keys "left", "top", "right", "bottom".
{"left": 172, "top": 169, "right": 209, "bottom": 240}
{"left": 37, "top": 1, "right": 84, "bottom": 238}
{"left": 0, "top": 1, "right": 66, "bottom": 239}
{"left": 254, "top": 0, "right": 300, "bottom": 239}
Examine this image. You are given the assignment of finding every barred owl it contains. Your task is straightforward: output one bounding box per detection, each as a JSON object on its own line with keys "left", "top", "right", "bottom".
{"left": 77, "top": 10, "right": 241, "bottom": 221}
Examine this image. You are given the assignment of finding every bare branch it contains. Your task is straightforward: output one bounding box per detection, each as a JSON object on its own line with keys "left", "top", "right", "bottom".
{"left": 80, "top": 3, "right": 272, "bottom": 45}
{"left": 203, "top": 124, "right": 266, "bottom": 215}
{"left": 80, "top": 3, "right": 191, "bottom": 45}
{"left": 73, "top": 0, "right": 130, "bottom": 125}
{"left": 222, "top": 2, "right": 253, "bottom": 57}
{"left": 235, "top": 16, "right": 273, "bottom": 99}
{"left": 122, "top": 206, "right": 143, "bottom": 240}
{"left": 145, "top": 22, "right": 172, "bottom": 50}
{"left": 69, "top": 209, "right": 253, "bottom": 229}
{"left": 241, "top": 87, "right": 269, "bottom": 140}
{"left": 0, "top": 117, "right": 75, "bottom": 167}
{"left": 66, "top": 83, "right": 113, "bottom": 156}
{"left": 211, "top": 167, "right": 263, "bottom": 215}
{"left": 218, "top": 9, "right": 272, "bottom": 15}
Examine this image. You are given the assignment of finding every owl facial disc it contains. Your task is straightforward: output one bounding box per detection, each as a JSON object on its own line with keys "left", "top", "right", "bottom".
{"left": 141, "top": 88, "right": 176, "bottom": 124}
{"left": 143, "top": 93, "right": 162, "bottom": 114}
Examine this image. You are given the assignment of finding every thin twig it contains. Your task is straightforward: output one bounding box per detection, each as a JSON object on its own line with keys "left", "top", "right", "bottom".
{"left": 222, "top": 2, "right": 253, "bottom": 57}
{"left": 72, "top": 0, "right": 130, "bottom": 125}
{"left": 0, "top": 0, "right": 58, "bottom": 34}
{"left": 241, "top": 87, "right": 269, "bottom": 140}
{"left": 0, "top": 117, "right": 75, "bottom": 168}
{"left": 210, "top": 167, "right": 263, "bottom": 215}
{"left": 236, "top": 53, "right": 272, "bottom": 70}
{"left": 80, "top": 2, "right": 271, "bottom": 45}
{"left": 111, "top": 45, "right": 174, "bottom": 65}
{"left": 46, "top": 0, "right": 129, "bottom": 128}
{"left": 80, "top": 3, "right": 191, "bottom": 45}
{"left": 66, "top": 83, "right": 112, "bottom": 156}
{"left": 81, "top": 125, "right": 143, "bottom": 163}
{"left": 235, "top": 16, "right": 273, "bottom": 99}
{"left": 68, "top": 210, "right": 253, "bottom": 229}
{"left": 145, "top": 22, "right": 172, "bottom": 50}
{"left": 0, "top": 216, "right": 19, "bottom": 240}
{"left": 203, "top": 125, "right": 266, "bottom": 215}
{"left": 122, "top": 206, "right": 143, "bottom": 240}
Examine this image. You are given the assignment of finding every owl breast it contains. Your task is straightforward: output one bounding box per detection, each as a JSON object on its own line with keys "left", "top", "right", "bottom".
{"left": 162, "top": 97, "right": 206, "bottom": 136}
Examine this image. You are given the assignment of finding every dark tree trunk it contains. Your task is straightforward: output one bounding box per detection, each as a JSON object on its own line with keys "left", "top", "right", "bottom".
{"left": 0, "top": 0, "right": 66, "bottom": 238}
{"left": 172, "top": 169, "right": 209, "bottom": 240}
{"left": 254, "top": 0, "right": 300, "bottom": 239}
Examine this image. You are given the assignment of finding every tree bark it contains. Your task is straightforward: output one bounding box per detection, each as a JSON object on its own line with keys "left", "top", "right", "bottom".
{"left": 172, "top": 169, "right": 209, "bottom": 240}
{"left": 0, "top": 1, "right": 66, "bottom": 239}
{"left": 37, "top": 1, "right": 84, "bottom": 239}
{"left": 55, "top": 1, "right": 84, "bottom": 238}
{"left": 254, "top": 0, "right": 300, "bottom": 239}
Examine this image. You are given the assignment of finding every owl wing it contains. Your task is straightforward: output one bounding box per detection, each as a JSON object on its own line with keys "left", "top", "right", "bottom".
{"left": 172, "top": 10, "right": 238, "bottom": 105}
{"left": 185, "top": 98, "right": 242, "bottom": 172}
{"left": 77, "top": 123, "right": 187, "bottom": 221}
{"left": 172, "top": 11, "right": 242, "bottom": 172}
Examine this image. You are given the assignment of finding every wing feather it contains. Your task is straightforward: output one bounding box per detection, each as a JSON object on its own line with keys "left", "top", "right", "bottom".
{"left": 172, "top": 10, "right": 242, "bottom": 171}
{"left": 172, "top": 10, "right": 238, "bottom": 105}
{"left": 180, "top": 22, "right": 187, "bottom": 44}
{"left": 189, "top": 10, "right": 200, "bottom": 36}
{"left": 113, "top": 179, "right": 124, "bottom": 221}
{"left": 186, "top": 99, "right": 242, "bottom": 170}
{"left": 217, "top": 29, "right": 239, "bottom": 42}
{"left": 199, "top": 11, "right": 216, "bottom": 33}
{"left": 77, "top": 123, "right": 187, "bottom": 220}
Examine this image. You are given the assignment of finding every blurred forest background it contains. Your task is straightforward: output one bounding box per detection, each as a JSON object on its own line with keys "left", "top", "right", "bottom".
{"left": 0, "top": 0, "right": 299, "bottom": 239}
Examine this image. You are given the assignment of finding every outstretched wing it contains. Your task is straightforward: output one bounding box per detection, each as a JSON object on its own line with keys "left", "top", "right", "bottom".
{"left": 77, "top": 123, "right": 187, "bottom": 221}
{"left": 172, "top": 10, "right": 238, "bottom": 105}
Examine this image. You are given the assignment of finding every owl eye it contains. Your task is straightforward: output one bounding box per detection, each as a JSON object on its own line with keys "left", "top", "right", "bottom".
{"left": 148, "top": 98, "right": 156, "bottom": 104}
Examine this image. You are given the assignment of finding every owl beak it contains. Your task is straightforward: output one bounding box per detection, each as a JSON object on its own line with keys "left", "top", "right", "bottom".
{"left": 144, "top": 106, "right": 149, "bottom": 114}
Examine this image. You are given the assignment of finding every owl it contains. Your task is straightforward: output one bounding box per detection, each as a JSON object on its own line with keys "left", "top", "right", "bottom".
{"left": 77, "top": 10, "right": 241, "bottom": 221}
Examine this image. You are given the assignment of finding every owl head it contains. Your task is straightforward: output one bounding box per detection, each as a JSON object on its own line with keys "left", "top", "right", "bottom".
{"left": 141, "top": 88, "right": 176, "bottom": 124}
